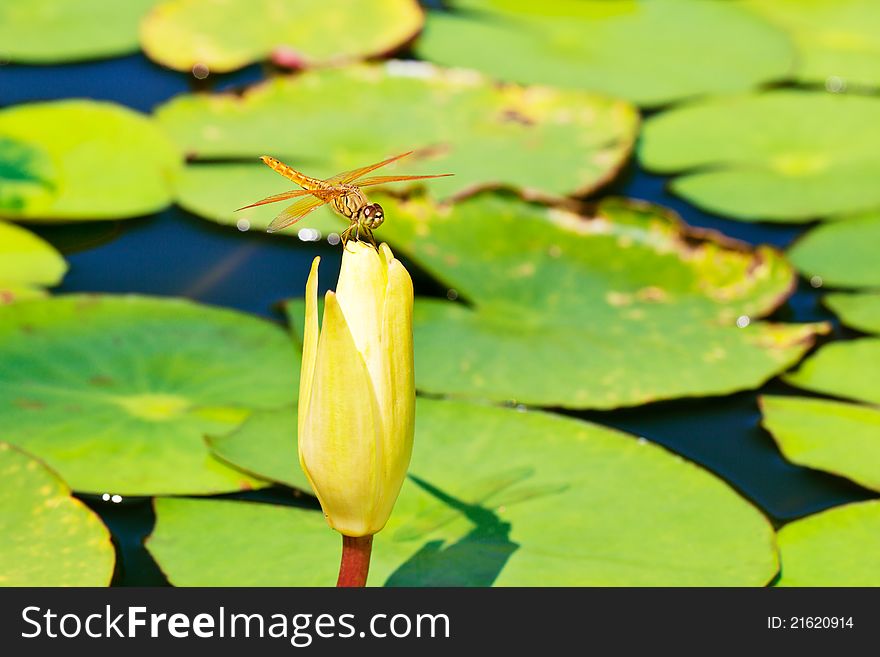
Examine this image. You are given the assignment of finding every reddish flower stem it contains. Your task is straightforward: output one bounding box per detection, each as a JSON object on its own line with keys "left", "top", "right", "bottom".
{"left": 336, "top": 534, "right": 373, "bottom": 587}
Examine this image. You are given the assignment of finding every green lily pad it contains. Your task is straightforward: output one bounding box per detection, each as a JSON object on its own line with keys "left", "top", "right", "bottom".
{"left": 783, "top": 338, "right": 880, "bottom": 405}
{"left": 290, "top": 194, "right": 825, "bottom": 409}
{"left": 825, "top": 293, "right": 880, "bottom": 334}
{"left": 0, "top": 295, "right": 299, "bottom": 495}
{"left": 141, "top": 0, "right": 424, "bottom": 73}
{"left": 150, "top": 398, "right": 778, "bottom": 586}
{"left": 155, "top": 62, "right": 639, "bottom": 222}
{"left": 0, "top": 0, "right": 155, "bottom": 63}
{"left": 0, "top": 442, "right": 114, "bottom": 586}
{"left": 788, "top": 213, "right": 880, "bottom": 288}
{"left": 742, "top": 0, "right": 880, "bottom": 90}
{"left": 207, "top": 407, "right": 311, "bottom": 492}
{"left": 640, "top": 91, "right": 880, "bottom": 221}
{"left": 0, "top": 221, "right": 67, "bottom": 303}
{"left": 0, "top": 100, "right": 181, "bottom": 222}
{"left": 416, "top": 0, "right": 793, "bottom": 107}
{"left": 761, "top": 396, "right": 880, "bottom": 492}
{"left": 777, "top": 501, "right": 880, "bottom": 586}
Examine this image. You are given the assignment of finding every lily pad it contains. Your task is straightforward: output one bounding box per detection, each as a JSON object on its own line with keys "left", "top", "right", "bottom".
{"left": 0, "top": 442, "right": 114, "bottom": 586}
{"left": 0, "top": 100, "right": 181, "bottom": 221}
{"left": 761, "top": 396, "right": 880, "bottom": 492}
{"left": 788, "top": 213, "right": 880, "bottom": 288}
{"left": 742, "top": 0, "right": 880, "bottom": 90}
{"left": 0, "top": 0, "right": 155, "bottom": 63}
{"left": 416, "top": 0, "right": 793, "bottom": 107}
{"left": 776, "top": 501, "right": 880, "bottom": 586}
{"left": 207, "top": 407, "right": 311, "bottom": 492}
{"left": 0, "top": 221, "right": 67, "bottom": 303}
{"left": 155, "top": 61, "right": 639, "bottom": 223}
{"left": 640, "top": 91, "right": 880, "bottom": 221}
{"left": 783, "top": 338, "right": 880, "bottom": 405}
{"left": 825, "top": 293, "right": 880, "bottom": 334}
{"left": 291, "top": 194, "right": 825, "bottom": 409}
{"left": 141, "top": 0, "right": 424, "bottom": 73}
{"left": 150, "top": 398, "right": 778, "bottom": 586}
{"left": 0, "top": 295, "right": 299, "bottom": 495}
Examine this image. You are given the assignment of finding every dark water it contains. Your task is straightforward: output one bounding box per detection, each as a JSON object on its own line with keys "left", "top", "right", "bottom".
{"left": 2, "top": 45, "right": 875, "bottom": 586}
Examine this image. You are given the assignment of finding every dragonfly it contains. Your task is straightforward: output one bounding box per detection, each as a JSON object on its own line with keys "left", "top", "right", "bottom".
{"left": 237, "top": 151, "right": 453, "bottom": 248}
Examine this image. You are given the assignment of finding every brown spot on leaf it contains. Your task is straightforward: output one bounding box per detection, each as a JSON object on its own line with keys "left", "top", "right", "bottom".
{"left": 637, "top": 286, "right": 668, "bottom": 302}
{"left": 499, "top": 109, "right": 535, "bottom": 126}
{"left": 89, "top": 375, "right": 115, "bottom": 387}
{"left": 14, "top": 399, "right": 44, "bottom": 410}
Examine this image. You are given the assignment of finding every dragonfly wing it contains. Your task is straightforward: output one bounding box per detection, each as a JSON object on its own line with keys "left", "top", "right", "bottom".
{"left": 266, "top": 195, "right": 329, "bottom": 233}
{"left": 355, "top": 173, "right": 454, "bottom": 187}
{"left": 236, "top": 188, "right": 338, "bottom": 212}
{"left": 324, "top": 151, "right": 414, "bottom": 185}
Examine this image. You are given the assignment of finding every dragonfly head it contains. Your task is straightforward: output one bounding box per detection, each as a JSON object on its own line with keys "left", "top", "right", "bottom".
{"left": 359, "top": 202, "right": 385, "bottom": 229}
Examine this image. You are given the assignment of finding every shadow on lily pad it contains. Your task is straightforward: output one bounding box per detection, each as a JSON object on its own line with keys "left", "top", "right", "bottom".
{"left": 384, "top": 475, "right": 519, "bottom": 587}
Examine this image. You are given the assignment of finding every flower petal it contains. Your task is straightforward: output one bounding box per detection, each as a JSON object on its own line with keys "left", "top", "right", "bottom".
{"left": 336, "top": 241, "right": 390, "bottom": 423}
{"left": 373, "top": 255, "right": 416, "bottom": 528}
{"left": 297, "top": 256, "right": 320, "bottom": 441}
{"left": 300, "top": 290, "right": 384, "bottom": 537}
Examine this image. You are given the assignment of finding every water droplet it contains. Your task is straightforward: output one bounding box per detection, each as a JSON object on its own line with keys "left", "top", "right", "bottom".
{"left": 236, "top": 218, "right": 250, "bottom": 232}
{"left": 637, "top": 437, "right": 647, "bottom": 445}
{"left": 101, "top": 493, "right": 110, "bottom": 501}
{"left": 111, "top": 494, "right": 122, "bottom": 504}
{"left": 810, "top": 275, "right": 823, "bottom": 288}
{"left": 192, "top": 63, "right": 210, "bottom": 80}
{"left": 298, "top": 228, "right": 321, "bottom": 242}
{"left": 736, "top": 315, "right": 750, "bottom": 328}
{"left": 446, "top": 288, "right": 459, "bottom": 301}
{"left": 825, "top": 76, "right": 846, "bottom": 93}
{"left": 515, "top": 404, "right": 527, "bottom": 413}
{"left": 327, "top": 233, "right": 341, "bottom": 245}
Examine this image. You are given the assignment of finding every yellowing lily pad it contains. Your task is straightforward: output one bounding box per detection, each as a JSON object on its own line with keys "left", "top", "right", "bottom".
{"left": 0, "top": 221, "right": 67, "bottom": 303}
{"left": 0, "top": 295, "right": 299, "bottom": 495}
{"left": 155, "top": 62, "right": 639, "bottom": 223}
{"left": 0, "top": 100, "right": 181, "bottom": 221}
{"left": 0, "top": 0, "right": 156, "bottom": 63}
{"left": 777, "top": 501, "right": 880, "bottom": 586}
{"left": 783, "top": 338, "right": 880, "bottom": 405}
{"left": 416, "top": 0, "right": 793, "bottom": 107}
{"left": 640, "top": 91, "right": 880, "bottom": 221}
{"left": 788, "top": 213, "right": 880, "bottom": 288}
{"left": 0, "top": 442, "right": 114, "bottom": 586}
{"left": 292, "top": 194, "right": 825, "bottom": 409}
{"left": 742, "top": 0, "right": 880, "bottom": 90}
{"left": 761, "top": 396, "right": 880, "bottom": 492}
{"left": 151, "top": 398, "right": 778, "bottom": 586}
{"left": 825, "top": 293, "right": 880, "bottom": 334}
{"left": 141, "top": 0, "right": 424, "bottom": 73}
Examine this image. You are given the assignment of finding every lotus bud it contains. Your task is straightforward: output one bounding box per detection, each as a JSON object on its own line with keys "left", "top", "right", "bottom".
{"left": 298, "top": 242, "right": 415, "bottom": 538}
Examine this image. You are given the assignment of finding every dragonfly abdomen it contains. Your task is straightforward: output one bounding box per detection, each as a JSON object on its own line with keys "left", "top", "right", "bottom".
{"left": 260, "top": 156, "right": 324, "bottom": 189}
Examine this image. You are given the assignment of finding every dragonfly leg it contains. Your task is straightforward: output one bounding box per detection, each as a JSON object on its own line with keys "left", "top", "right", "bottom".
{"left": 354, "top": 217, "right": 379, "bottom": 250}
{"left": 364, "top": 227, "right": 379, "bottom": 251}
{"left": 340, "top": 223, "right": 355, "bottom": 251}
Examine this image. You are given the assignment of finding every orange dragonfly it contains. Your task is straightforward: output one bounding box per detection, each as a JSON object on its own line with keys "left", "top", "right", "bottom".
{"left": 237, "top": 151, "right": 452, "bottom": 248}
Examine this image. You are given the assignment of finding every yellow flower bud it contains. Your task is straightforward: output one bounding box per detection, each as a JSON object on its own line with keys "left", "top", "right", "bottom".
{"left": 298, "top": 242, "right": 415, "bottom": 537}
